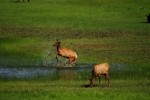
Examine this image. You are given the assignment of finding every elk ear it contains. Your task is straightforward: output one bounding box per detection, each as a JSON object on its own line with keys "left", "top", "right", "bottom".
{"left": 56, "top": 39, "right": 61, "bottom": 44}
{"left": 58, "top": 41, "right": 61, "bottom": 44}
{"left": 56, "top": 39, "right": 61, "bottom": 42}
{"left": 56, "top": 39, "right": 59, "bottom": 42}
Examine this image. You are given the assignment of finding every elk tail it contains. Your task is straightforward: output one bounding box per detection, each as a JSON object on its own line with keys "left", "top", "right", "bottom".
{"left": 74, "top": 53, "right": 78, "bottom": 60}
{"left": 71, "top": 53, "right": 77, "bottom": 64}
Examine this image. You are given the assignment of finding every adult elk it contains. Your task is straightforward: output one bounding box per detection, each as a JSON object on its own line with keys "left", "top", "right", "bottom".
{"left": 89, "top": 63, "right": 110, "bottom": 87}
{"left": 53, "top": 39, "right": 77, "bottom": 65}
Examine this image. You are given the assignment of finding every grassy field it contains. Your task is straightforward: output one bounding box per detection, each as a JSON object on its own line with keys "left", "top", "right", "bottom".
{"left": 0, "top": 0, "right": 150, "bottom": 65}
{"left": 0, "top": 0, "right": 150, "bottom": 99}
{"left": 0, "top": 80, "right": 149, "bottom": 100}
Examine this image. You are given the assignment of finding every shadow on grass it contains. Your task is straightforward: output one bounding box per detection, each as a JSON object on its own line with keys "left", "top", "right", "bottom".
{"left": 11, "top": 1, "right": 21, "bottom": 3}
{"left": 141, "top": 22, "right": 150, "bottom": 24}
{"left": 11, "top": 0, "right": 29, "bottom": 3}
{"left": 81, "top": 84, "right": 98, "bottom": 88}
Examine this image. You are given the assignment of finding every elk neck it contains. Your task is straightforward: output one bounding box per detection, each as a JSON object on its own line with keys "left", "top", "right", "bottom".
{"left": 56, "top": 43, "right": 61, "bottom": 52}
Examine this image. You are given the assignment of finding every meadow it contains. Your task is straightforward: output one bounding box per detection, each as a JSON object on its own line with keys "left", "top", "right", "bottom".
{"left": 0, "top": 0, "right": 150, "bottom": 64}
{"left": 0, "top": 0, "right": 150, "bottom": 99}
{"left": 0, "top": 80, "right": 149, "bottom": 100}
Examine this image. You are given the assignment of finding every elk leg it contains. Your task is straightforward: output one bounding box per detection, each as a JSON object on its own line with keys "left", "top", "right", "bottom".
{"left": 68, "top": 58, "right": 72, "bottom": 64}
{"left": 56, "top": 55, "right": 61, "bottom": 64}
{"left": 89, "top": 77, "right": 95, "bottom": 87}
{"left": 106, "top": 74, "right": 110, "bottom": 86}
{"left": 98, "top": 76, "right": 101, "bottom": 84}
{"left": 68, "top": 58, "right": 74, "bottom": 65}
{"left": 104, "top": 74, "right": 107, "bottom": 84}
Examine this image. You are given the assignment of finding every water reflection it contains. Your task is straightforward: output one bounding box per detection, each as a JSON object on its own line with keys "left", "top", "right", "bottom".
{"left": 0, "top": 67, "right": 56, "bottom": 78}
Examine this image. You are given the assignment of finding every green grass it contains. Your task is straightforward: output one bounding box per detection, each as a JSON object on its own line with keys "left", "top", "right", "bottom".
{"left": 0, "top": 80, "right": 149, "bottom": 100}
{"left": 0, "top": 0, "right": 149, "bottom": 66}
{"left": 0, "top": 0, "right": 150, "bottom": 99}
{"left": 0, "top": 0, "right": 150, "bottom": 31}
{"left": 1, "top": 35, "right": 149, "bottom": 65}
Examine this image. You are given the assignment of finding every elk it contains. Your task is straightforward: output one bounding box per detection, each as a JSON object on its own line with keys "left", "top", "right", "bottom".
{"left": 89, "top": 63, "right": 110, "bottom": 87}
{"left": 146, "top": 13, "right": 150, "bottom": 23}
{"left": 53, "top": 39, "right": 77, "bottom": 65}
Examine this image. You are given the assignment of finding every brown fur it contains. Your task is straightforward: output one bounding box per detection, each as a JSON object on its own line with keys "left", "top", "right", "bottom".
{"left": 89, "top": 63, "right": 110, "bottom": 87}
{"left": 53, "top": 39, "right": 77, "bottom": 64}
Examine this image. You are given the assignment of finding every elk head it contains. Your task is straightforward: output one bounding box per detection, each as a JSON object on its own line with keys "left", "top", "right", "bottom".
{"left": 89, "top": 78, "right": 94, "bottom": 87}
{"left": 53, "top": 39, "right": 61, "bottom": 49}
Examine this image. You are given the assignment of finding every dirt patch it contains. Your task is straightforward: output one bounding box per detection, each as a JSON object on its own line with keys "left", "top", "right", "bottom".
{"left": 0, "top": 25, "right": 124, "bottom": 39}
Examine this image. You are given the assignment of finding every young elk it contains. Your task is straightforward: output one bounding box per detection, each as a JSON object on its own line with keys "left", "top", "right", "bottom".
{"left": 53, "top": 39, "right": 77, "bottom": 65}
{"left": 89, "top": 63, "right": 110, "bottom": 87}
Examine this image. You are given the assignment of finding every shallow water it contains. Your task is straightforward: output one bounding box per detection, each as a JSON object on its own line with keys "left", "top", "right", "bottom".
{"left": 0, "top": 67, "right": 57, "bottom": 78}
{"left": 0, "top": 63, "right": 126, "bottom": 79}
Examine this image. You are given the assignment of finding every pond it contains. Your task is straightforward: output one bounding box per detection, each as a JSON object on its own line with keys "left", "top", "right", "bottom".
{"left": 0, "top": 63, "right": 127, "bottom": 79}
